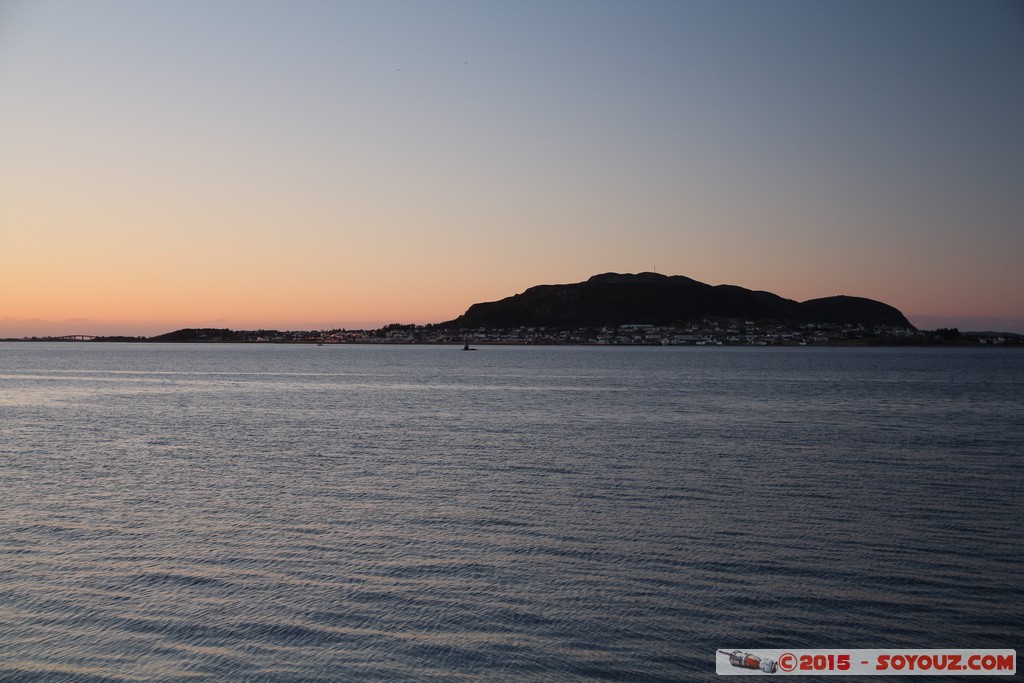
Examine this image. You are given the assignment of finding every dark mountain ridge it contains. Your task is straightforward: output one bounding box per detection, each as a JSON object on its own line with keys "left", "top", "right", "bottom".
{"left": 443, "top": 272, "right": 914, "bottom": 329}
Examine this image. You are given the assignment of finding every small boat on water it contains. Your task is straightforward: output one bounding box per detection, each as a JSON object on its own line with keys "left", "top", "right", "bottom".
{"left": 462, "top": 338, "right": 476, "bottom": 351}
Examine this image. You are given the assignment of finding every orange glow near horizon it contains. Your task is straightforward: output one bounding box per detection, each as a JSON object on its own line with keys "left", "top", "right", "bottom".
{"left": 2, "top": 2, "right": 1022, "bottom": 337}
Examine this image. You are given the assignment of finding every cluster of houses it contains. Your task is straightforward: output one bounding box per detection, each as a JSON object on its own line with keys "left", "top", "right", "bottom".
{"left": 240, "top": 320, "right": 1012, "bottom": 346}
{"left": 18, "top": 322, "right": 1018, "bottom": 345}
{"left": 381, "top": 321, "right": 919, "bottom": 345}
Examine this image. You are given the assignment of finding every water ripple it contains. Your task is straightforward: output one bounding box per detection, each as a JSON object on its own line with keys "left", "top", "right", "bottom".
{"left": 1, "top": 344, "right": 1022, "bottom": 680}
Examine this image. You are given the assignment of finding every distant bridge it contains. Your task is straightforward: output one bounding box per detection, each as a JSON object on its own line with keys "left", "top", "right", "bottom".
{"left": 56, "top": 335, "right": 98, "bottom": 341}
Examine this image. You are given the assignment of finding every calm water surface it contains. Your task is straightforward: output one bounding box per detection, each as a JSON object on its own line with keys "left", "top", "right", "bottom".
{"left": 1, "top": 344, "right": 1021, "bottom": 681}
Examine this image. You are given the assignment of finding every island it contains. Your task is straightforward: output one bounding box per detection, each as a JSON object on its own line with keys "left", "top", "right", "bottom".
{"left": 5, "top": 273, "right": 1020, "bottom": 346}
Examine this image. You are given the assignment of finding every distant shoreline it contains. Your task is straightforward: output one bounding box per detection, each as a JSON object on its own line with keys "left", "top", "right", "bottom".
{"left": 3, "top": 328, "right": 1021, "bottom": 347}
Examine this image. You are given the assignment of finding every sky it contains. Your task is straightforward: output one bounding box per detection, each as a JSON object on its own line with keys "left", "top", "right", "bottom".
{"left": 2, "top": 0, "right": 1022, "bottom": 336}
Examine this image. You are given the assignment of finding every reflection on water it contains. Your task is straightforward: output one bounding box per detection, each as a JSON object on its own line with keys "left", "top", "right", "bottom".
{"left": 1, "top": 344, "right": 1022, "bottom": 681}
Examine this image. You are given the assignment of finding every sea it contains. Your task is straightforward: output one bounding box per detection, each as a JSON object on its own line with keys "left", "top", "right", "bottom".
{"left": 1, "top": 343, "right": 1021, "bottom": 681}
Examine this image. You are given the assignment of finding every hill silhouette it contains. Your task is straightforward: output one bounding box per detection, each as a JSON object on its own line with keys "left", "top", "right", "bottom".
{"left": 443, "top": 273, "right": 914, "bottom": 329}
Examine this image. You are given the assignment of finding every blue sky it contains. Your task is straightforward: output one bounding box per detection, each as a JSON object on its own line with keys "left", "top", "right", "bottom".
{"left": 2, "top": 0, "right": 1022, "bottom": 334}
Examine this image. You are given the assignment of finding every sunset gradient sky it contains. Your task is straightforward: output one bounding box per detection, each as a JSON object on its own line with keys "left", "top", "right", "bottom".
{"left": 2, "top": 0, "right": 1022, "bottom": 336}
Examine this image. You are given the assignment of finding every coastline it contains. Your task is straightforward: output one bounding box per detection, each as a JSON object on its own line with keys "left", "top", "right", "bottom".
{"left": 3, "top": 330, "right": 1019, "bottom": 347}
